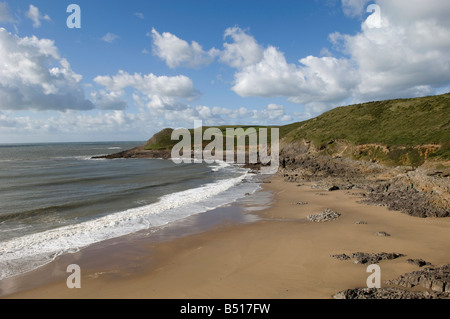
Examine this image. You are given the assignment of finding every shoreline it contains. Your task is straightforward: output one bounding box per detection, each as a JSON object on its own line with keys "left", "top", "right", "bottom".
{"left": 2, "top": 175, "right": 450, "bottom": 299}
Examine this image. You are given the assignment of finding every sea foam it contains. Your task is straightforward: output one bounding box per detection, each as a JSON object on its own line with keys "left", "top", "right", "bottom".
{"left": 0, "top": 170, "right": 256, "bottom": 280}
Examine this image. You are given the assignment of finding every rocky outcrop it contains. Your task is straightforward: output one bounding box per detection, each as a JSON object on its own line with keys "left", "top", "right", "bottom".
{"left": 331, "top": 252, "right": 404, "bottom": 264}
{"left": 333, "top": 263, "right": 450, "bottom": 299}
{"left": 93, "top": 147, "right": 172, "bottom": 160}
{"left": 307, "top": 209, "right": 341, "bottom": 222}
{"left": 333, "top": 287, "right": 449, "bottom": 299}
{"left": 386, "top": 264, "right": 450, "bottom": 293}
{"left": 407, "top": 259, "right": 433, "bottom": 267}
{"left": 279, "top": 150, "right": 450, "bottom": 218}
{"left": 363, "top": 179, "right": 449, "bottom": 218}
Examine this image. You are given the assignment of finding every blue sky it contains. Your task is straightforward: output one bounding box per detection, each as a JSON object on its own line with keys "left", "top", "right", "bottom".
{"left": 0, "top": 0, "right": 449, "bottom": 143}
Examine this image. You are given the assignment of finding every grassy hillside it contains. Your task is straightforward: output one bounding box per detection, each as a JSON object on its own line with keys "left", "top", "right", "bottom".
{"left": 283, "top": 93, "right": 449, "bottom": 166}
{"left": 144, "top": 125, "right": 273, "bottom": 150}
{"left": 144, "top": 93, "right": 450, "bottom": 166}
{"left": 283, "top": 93, "right": 450, "bottom": 147}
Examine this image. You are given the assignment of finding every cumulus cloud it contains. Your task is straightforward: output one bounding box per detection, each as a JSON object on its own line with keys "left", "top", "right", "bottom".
{"left": 151, "top": 28, "right": 219, "bottom": 68}
{"left": 227, "top": 0, "right": 450, "bottom": 112}
{"left": 220, "top": 27, "right": 264, "bottom": 68}
{"left": 232, "top": 46, "right": 358, "bottom": 105}
{"left": 25, "top": 4, "right": 51, "bottom": 28}
{"left": 340, "top": 0, "right": 450, "bottom": 100}
{"left": 161, "top": 103, "right": 293, "bottom": 128}
{"left": 94, "top": 70, "right": 197, "bottom": 98}
{"left": 93, "top": 70, "right": 199, "bottom": 112}
{"left": 0, "top": 2, "right": 15, "bottom": 23}
{"left": 0, "top": 28, "right": 94, "bottom": 111}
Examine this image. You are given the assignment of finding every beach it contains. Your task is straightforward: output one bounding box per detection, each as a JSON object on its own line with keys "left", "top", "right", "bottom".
{"left": 3, "top": 175, "right": 450, "bottom": 299}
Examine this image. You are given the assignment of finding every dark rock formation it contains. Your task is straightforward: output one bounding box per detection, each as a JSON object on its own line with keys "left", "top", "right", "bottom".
{"left": 333, "top": 287, "right": 449, "bottom": 299}
{"left": 93, "top": 147, "right": 172, "bottom": 160}
{"left": 331, "top": 252, "right": 404, "bottom": 264}
{"left": 407, "top": 259, "right": 433, "bottom": 267}
{"left": 386, "top": 264, "right": 450, "bottom": 293}
{"left": 279, "top": 152, "right": 449, "bottom": 218}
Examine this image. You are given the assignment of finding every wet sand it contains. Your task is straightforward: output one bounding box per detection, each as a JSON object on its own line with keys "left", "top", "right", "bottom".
{"left": 3, "top": 176, "right": 450, "bottom": 299}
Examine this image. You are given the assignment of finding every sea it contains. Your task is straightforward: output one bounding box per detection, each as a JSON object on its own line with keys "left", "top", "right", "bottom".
{"left": 0, "top": 142, "right": 266, "bottom": 281}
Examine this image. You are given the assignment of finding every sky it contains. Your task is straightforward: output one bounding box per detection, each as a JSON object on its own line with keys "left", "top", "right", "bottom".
{"left": 0, "top": 0, "right": 449, "bottom": 143}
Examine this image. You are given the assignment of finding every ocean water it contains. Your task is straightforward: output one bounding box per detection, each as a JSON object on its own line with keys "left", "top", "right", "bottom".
{"left": 0, "top": 142, "right": 261, "bottom": 280}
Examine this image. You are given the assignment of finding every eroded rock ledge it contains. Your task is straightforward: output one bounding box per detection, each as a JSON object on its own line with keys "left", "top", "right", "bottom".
{"left": 386, "top": 264, "right": 450, "bottom": 293}
{"left": 333, "top": 264, "right": 450, "bottom": 299}
{"left": 279, "top": 152, "right": 449, "bottom": 218}
{"left": 330, "top": 252, "right": 404, "bottom": 264}
{"left": 333, "top": 287, "right": 449, "bottom": 299}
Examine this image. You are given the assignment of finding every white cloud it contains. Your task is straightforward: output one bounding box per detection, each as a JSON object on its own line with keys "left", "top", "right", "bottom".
{"left": 94, "top": 70, "right": 197, "bottom": 99}
{"left": 151, "top": 28, "right": 219, "bottom": 68}
{"left": 25, "top": 4, "right": 51, "bottom": 28}
{"left": 343, "top": 0, "right": 450, "bottom": 100}
{"left": 232, "top": 46, "right": 358, "bottom": 105}
{"left": 220, "top": 27, "right": 264, "bottom": 68}
{"left": 228, "top": 1, "right": 450, "bottom": 114}
{"left": 102, "top": 33, "right": 119, "bottom": 43}
{"left": 0, "top": 2, "right": 15, "bottom": 23}
{"left": 0, "top": 28, "right": 94, "bottom": 111}
{"left": 0, "top": 100, "right": 295, "bottom": 143}
{"left": 162, "top": 103, "right": 293, "bottom": 128}
{"left": 93, "top": 70, "right": 199, "bottom": 114}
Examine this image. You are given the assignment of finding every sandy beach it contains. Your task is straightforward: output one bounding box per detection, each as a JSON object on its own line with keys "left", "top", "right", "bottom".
{"left": 2, "top": 175, "right": 450, "bottom": 299}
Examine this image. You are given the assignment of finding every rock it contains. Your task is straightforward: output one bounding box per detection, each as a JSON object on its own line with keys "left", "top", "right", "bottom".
{"left": 353, "top": 252, "right": 404, "bottom": 264}
{"left": 374, "top": 231, "right": 391, "bottom": 237}
{"left": 407, "top": 259, "right": 433, "bottom": 267}
{"left": 355, "top": 221, "right": 367, "bottom": 224}
{"left": 307, "top": 208, "right": 341, "bottom": 222}
{"left": 333, "top": 287, "right": 450, "bottom": 299}
{"left": 328, "top": 186, "right": 340, "bottom": 191}
{"left": 331, "top": 252, "right": 404, "bottom": 264}
{"left": 278, "top": 153, "right": 449, "bottom": 218}
{"left": 386, "top": 264, "right": 450, "bottom": 293}
{"left": 293, "top": 201, "right": 308, "bottom": 205}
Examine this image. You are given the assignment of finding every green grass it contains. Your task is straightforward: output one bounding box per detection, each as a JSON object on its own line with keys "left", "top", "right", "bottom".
{"left": 283, "top": 93, "right": 450, "bottom": 147}
{"left": 144, "top": 125, "right": 277, "bottom": 151}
